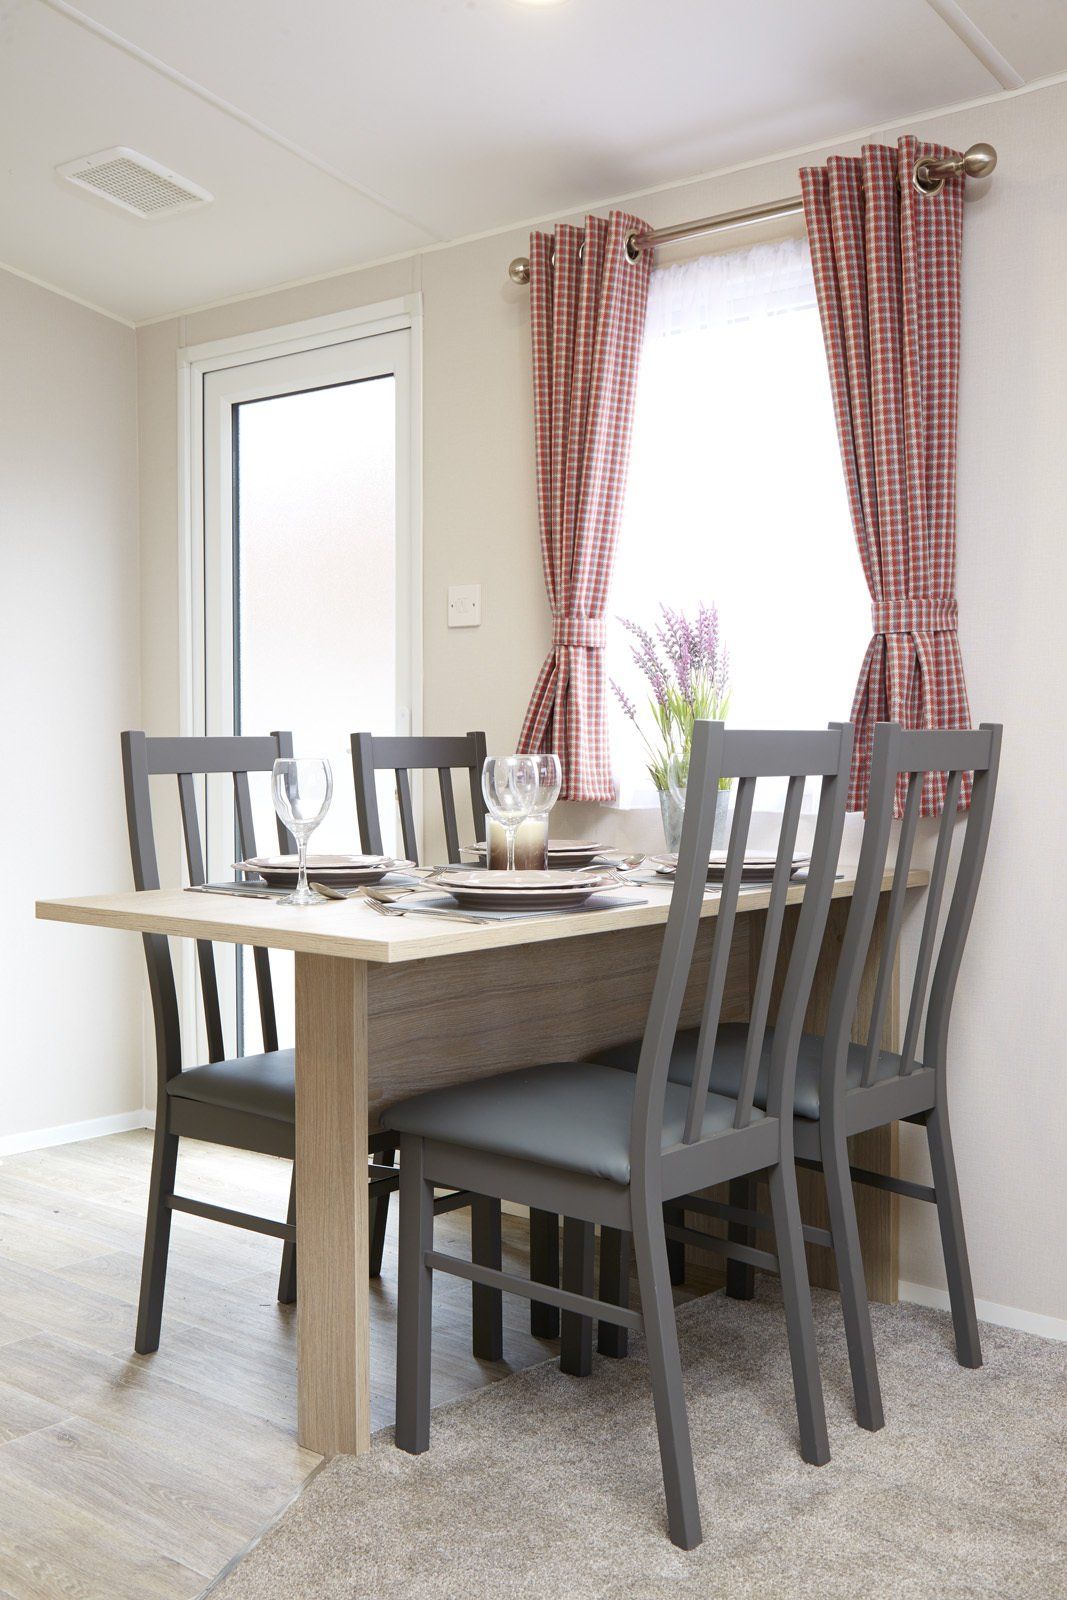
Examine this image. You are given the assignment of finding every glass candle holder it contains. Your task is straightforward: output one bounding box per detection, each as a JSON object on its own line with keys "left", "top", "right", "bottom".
{"left": 487, "top": 815, "right": 549, "bottom": 869}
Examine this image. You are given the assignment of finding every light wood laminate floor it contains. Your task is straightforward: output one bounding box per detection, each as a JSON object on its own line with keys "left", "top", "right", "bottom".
{"left": 0, "top": 1130, "right": 607, "bottom": 1600}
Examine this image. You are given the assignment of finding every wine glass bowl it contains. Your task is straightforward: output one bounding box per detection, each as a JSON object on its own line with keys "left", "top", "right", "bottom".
{"left": 481, "top": 755, "right": 540, "bottom": 873}
{"left": 530, "top": 753, "right": 562, "bottom": 817}
{"left": 271, "top": 757, "right": 334, "bottom": 906}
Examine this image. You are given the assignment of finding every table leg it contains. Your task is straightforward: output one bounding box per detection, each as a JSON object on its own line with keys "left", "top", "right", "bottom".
{"left": 295, "top": 953, "right": 370, "bottom": 1456}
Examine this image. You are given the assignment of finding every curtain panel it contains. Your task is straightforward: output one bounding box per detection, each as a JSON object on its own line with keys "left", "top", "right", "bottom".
{"left": 801, "top": 136, "right": 972, "bottom": 817}
{"left": 517, "top": 210, "right": 652, "bottom": 802}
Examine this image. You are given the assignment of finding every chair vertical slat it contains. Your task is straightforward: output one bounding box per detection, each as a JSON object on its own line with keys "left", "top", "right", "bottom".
{"left": 233, "top": 770, "right": 279, "bottom": 1056}
{"left": 177, "top": 771, "right": 226, "bottom": 1064}
{"left": 734, "top": 773, "right": 805, "bottom": 1129}
{"left": 900, "top": 768, "right": 963, "bottom": 1074}
{"left": 468, "top": 731, "right": 489, "bottom": 843}
{"left": 682, "top": 774, "right": 756, "bottom": 1145}
{"left": 438, "top": 769, "right": 461, "bottom": 863}
{"left": 271, "top": 730, "right": 296, "bottom": 854}
{"left": 923, "top": 726, "right": 1003, "bottom": 1072}
{"left": 121, "top": 731, "right": 183, "bottom": 1082}
{"left": 352, "top": 732, "right": 386, "bottom": 856}
{"left": 861, "top": 769, "right": 923, "bottom": 1087}
{"left": 395, "top": 769, "right": 419, "bottom": 863}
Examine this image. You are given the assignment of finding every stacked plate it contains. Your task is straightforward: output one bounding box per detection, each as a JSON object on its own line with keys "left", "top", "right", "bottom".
{"left": 426, "top": 867, "right": 618, "bottom": 911}
{"left": 236, "top": 853, "right": 406, "bottom": 888}
{"left": 465, "top": 839, "right": 610, "bottom": 869}
{"left": 651, "top": 851, "right": 810, "bottom": 883}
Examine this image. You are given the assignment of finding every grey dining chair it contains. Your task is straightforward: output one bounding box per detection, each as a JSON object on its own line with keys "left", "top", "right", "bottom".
{"left": 351, "top": 727, "right": 509, "bottom": 1358}
{"left": 120, "top": 731, "right": 400, "bottom": 1353}
{"left": 593, "top": 721, "right": 1002, "bottom": 1437}
{"left": 382, "top": 720, "right": 852, "bottom": 1548}
{"left": 351, "top": 729, "right": 488, "bottom": 865}
{"left": 352, "top": 726, "right": 585, "bottom": 1349}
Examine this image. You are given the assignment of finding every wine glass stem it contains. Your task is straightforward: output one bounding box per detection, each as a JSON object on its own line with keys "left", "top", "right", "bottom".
{"left": 505, "top": 825, "right": 517, "bottom": 872}
{"left": 296, "top": 834, "right": 309, "bottom": 897}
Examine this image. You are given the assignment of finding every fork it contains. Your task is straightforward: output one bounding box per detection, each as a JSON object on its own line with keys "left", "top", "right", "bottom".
{"left": 363, "top": 896, "right": 496, "bottom": 927}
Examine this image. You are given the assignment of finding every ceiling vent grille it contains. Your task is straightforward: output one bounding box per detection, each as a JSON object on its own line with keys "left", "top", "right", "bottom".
{"left": 56, "top": 148, "right": 213, "bottom": 220}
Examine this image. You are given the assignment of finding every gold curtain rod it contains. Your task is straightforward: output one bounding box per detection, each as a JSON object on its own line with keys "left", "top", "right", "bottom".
{"left": 507, "top": 141, "right": 997, "bottom": 286}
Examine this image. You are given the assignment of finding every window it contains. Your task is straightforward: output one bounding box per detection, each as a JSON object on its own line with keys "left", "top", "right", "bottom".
{"left": 608, "top": 235, "right": 869, "bottom": 806}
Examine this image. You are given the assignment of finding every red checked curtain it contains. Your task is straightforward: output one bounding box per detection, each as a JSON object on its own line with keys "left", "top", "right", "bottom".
{"left": 517, "top": 211, "right": 652, "bottom": 801}
{"left": 800, "top": 137, "right": 972, "bottom": 816}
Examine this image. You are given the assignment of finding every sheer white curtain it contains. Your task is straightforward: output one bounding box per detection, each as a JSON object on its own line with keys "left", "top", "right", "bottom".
{"left": 608, "top": 235, "right": 869, "bottom": 807}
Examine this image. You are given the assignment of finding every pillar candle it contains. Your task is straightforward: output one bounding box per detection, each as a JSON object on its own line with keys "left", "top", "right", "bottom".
{"left": 487, "top": 815, "right": 549, "bottom": 870}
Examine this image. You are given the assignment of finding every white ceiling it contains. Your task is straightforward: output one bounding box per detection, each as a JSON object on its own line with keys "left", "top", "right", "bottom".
{"left": 1, "top": 0, "right": 1064, "bottom": 324}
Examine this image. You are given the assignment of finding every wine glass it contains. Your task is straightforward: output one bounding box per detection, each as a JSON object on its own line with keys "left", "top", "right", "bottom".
{"left": 530, "top": 753, "right": 562, "bottom": 818}
{"left": 272, "top": 757, "right": 333, "bottom": 906}
{"left": 481, "top": 755, "right": 539, "bottom": 873}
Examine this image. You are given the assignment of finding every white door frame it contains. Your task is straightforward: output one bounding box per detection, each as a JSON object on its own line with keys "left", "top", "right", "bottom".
{"left": 176, "top": 295, "right": 423, "bottom": 747}
{"left": 174, "top": 297, "right": 423, "bottom": 1053}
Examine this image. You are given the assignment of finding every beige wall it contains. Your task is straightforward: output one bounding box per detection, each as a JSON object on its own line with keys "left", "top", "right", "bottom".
{"left": 1, "top": 269, "right": 142, "bottom": 1144}
{"left": 135, "top": 80, "right": 1067, "bottom": 1325}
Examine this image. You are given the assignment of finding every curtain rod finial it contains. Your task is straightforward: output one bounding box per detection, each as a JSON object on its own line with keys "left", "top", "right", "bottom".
{"left": 508, "top": 256, "right": 531, "bottom": 286}
{"left": 963, "top": 142, "right": 997, "bottom": 179}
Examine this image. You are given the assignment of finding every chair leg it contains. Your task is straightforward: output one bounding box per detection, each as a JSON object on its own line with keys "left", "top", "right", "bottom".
{"left": 471, "top": 1196, "right": 503, "bottom": 1362}
{"left": 821, "top": 1130, "right": 883, "bottom": 1431}
{"left": 559, "top": 1218, "right": 594, "bottom": 1376}
{"left": 725, "top": 1175, "right": 757, "bottom": 1300}
{"left": 277, "top": 1166, "right": 297, "bottom": 1305}
{"left": 663, "top": 1202, "right": 686, "bottom": 1285}
{"left": 926, "top": 1105, "right": 982, "bottom": 1369}
{"left": 768, "top": 1158, "right": 830, "bottom": 1466}
{"left": 135, "top": 1121, "right": 180, "bottom": 1354}
{"left": 369, "top": 1143, "right": 396, "bottom": 1280}
{"left": 597, "top": 1227, "right": 631, "bottom": 1359}
{"left": 529, "top": 1209, "right": 560, "bottom": 1338}
{"left": 395, "top": 1137, "right": 434, "bottom": 1453}
{"left": 631, "top": 1193, "right": 702, "bottom": 1550}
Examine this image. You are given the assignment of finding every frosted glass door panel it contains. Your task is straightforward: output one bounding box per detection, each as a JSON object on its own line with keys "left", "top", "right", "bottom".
{"left": 235, "top": 378, "right": 397, "bottom": 854}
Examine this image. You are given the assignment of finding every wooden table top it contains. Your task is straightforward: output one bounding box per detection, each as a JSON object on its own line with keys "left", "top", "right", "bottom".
{"left": 35, "top": 868, "right": 927, "bottom": 966}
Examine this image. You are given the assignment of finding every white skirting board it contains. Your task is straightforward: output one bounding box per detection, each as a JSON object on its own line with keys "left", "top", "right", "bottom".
{"left": 0, "top": 1109, "right": 152, "bottom": 1157}
{"left": 899, "top": 1280, "right": 1067, "bottom": 1344}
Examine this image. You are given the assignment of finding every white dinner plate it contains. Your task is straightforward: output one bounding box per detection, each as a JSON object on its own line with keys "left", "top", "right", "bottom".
{"left": 650, "top": 852, "right": 810, "bottom": 882}
{"left": 426, "top": 867, "right": 616, "bottom": 910}
{"left": 236, "top": 853, "right": 404, "bottom": 887}
{"left": 467, "top": 838, "right": 609, "bottom": 867}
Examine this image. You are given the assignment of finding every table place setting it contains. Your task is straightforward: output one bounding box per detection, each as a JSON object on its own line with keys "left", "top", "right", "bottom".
{"left": 182, "top": 749, "right": 652, "bottom": 926}
{"left": 362, "top": 753, "right": 647, "bottom": 924}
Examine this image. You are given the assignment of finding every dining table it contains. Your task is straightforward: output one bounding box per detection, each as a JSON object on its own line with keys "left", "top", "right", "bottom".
{"left": 35, "top": 865, "right": 925, "bottom": 1459}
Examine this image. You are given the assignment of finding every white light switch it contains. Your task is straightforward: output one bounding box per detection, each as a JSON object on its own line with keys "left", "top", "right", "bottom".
{"left": 448, "top": 584, "right": 482, "bottom": 628}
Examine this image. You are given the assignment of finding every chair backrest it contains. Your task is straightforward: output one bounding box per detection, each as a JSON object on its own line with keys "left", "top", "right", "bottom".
{"left": 120, "top": 731, "right": 293, "bottom": 1084}
{"left": 819, "top": 722, "right": 1002, "bottom": 1104}
{"left": 630, "top": 720, "right": 853, "bottom": 1187}
{"left": 351, "top": 731, "right": 488, "bottom": 865}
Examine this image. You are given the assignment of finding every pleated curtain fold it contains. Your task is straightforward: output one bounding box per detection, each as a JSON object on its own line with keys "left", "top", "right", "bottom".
{"left": 801, "top": 136, "right": 973, "bottom": 816}
{"left": 517, "top": 210, "right": 652, "bottom": 802}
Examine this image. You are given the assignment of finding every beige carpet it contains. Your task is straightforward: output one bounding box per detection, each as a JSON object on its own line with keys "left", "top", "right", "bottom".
{"left": 206, "top": 1285, "right": 1067, "bottom": 1600}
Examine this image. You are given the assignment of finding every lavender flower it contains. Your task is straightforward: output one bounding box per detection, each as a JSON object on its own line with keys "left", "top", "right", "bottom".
{"left": 610, "top": 679, "right": 639, "bottom": 722}
{"left": 613, "top": 601, "right": 732, "bottom": 793}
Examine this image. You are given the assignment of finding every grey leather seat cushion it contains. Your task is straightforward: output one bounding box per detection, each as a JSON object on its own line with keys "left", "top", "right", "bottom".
{"left": 591, "top": 1026, "right": 907, "bottom": 1121}
{"left": 382, "top": 1062, "right": 764, "bottom": 1186}
{"left": 166, "top": 1049, "right": 295, "bottom": 1123}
